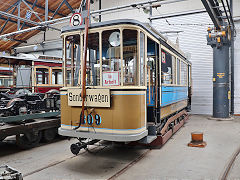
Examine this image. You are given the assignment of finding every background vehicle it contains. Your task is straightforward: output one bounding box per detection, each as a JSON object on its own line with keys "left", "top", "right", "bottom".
{"left": 0, "top": 54, "right": 63, "bottom": 149}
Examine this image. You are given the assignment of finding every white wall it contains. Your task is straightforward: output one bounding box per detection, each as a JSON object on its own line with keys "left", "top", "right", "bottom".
{"left": 234, "top": 21, "right": 240, "bottom": 114}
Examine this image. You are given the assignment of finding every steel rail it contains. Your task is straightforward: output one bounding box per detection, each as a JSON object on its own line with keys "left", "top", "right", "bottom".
{"left": 220, "top": 145, "right": 240, "bottom": 180}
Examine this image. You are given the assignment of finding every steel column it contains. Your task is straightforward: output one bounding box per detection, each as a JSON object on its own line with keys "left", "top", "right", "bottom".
{"left": 212, "top": 44, "right": 230, "bottom": 118}
{"left": 230, "top": 0, "right": 234, "bottom": 115}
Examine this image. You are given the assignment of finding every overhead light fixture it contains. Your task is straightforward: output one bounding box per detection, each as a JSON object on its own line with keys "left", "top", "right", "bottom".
{"left": 33, "top": 45, "right": 38, "bottom": 51}
{"left": 92, "top": 16, "right": 99, "bottom": 22}
{"left": 2, "top": 37, "right": 9, "bottom": 42}
{"left": 142, "top": 7, "right": 150, "bottom": 14}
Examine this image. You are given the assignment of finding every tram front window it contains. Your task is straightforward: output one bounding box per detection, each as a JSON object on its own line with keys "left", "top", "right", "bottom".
{"left": 65, "top": 34, "right": 80, "bottom": 86}
{"left": 123, "top": 29, "right": 138, "bottom": 86}
{"left": 86, "top": 32, "right": 100, "bottom": 86}
{"left": 102, "top": 29, "right": 121, "bottom": 86}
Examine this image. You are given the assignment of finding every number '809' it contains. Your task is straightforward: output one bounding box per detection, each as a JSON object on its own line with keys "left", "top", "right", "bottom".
{"left": 81, "top": 114, "right": 102, "bottom": 126}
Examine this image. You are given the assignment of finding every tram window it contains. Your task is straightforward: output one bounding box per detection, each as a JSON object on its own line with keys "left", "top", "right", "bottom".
{"left": 36, "top": 68, "right": 49, "bottom": 85}
{"left": 147, "top": 38, "right": 159, "bottom": 86}
{"left": 0, "top": 78, "right": 12, "bottom": 87}
{"left": 52, "top": 69, "right": 63, "bottom": 85}
{"left": 86, "top": 33, "right": 100, "bottom": 86}
{"left": 65, "top": 34, "right": 80, "bottom": 86}
{"left": 140, "top": 32, "right": 145, "bottom": 86}
{"left": 181, "top": 61, "right": 188, "bottom": 85}
{"left": 66, "top": 70, "right": 71, "bottom": 85}
{"left": 177, "top": 59, "right": 180, "bottom": 85}
{"left": 161, "top": 50, "right": 173, "bottom": 84}
{"left": 172, "top": 56, "right": 176, "bottom": 84}
{"left": 102, "top": 29, "right": 121, "bottom": 86}
{"left": 123, "top": 29, "right": 138, "bottom": 86}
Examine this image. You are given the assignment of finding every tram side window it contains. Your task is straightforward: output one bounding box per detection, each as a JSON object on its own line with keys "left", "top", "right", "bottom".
{"left": 147, "top": 37, "right": 159, "bottom": 86}
{"left": 36, "top": 68, "right": 49, "bottom": 85}
{"left": 52, "top": 69, "right": 63, "bottom": 85}
{"left": 140, "top": 32, "right": 145, "bottom": 86}
{"left": 123, "top": 29, "right": 138, "bottom": 86}
{"left": 86, "top": 33, "right": 100, "bottom": 86}
{"left": 161, "top": 50, "right": 173, "bottom": 84}
{"left": 172, "top": 56, "right": 176, "bottom": 84}
{"left": 102, "top": 29, "right": 121, "bottom": 86}
{"left": 65, "top": 34, "right": 80, "bottom": 86}
{"left": 177, "top": 59, "right": 180, "bottom": 85}
{"left": 181, "top": 61, "right": 188, "bottom": 85}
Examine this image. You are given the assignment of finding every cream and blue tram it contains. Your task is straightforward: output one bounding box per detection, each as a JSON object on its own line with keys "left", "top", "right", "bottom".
{"left": 59, "top": 19, "right": 192, "bottom": 152}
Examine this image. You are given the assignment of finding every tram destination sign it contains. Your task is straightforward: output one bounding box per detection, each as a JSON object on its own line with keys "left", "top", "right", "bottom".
{"left": 67, "top": 88, "right": 110, "bottom": 107}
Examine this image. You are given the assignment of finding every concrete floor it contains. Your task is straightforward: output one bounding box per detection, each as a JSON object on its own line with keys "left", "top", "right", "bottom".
{"left": 1, "top": 114, "right": 240, "bottom": 179}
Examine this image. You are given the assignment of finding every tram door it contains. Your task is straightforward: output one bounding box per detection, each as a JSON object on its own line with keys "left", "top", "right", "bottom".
{"left": 147, "top": 37, "right": 160, "bottom": 123}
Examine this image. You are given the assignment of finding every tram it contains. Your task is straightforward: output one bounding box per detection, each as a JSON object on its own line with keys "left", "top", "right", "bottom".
{"left": 59, "top": 19, "right": 192, "bottom": 153}
{"left": 0, "top": 54, "right": 63, "bottom": 93}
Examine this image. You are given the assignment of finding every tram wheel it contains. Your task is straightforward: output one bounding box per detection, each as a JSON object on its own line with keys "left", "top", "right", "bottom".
{"left": 42, "top": 128, "right": 57, "bottom": 142}
{"left": 16, "top": 131, "right": 42, "bottom": 149}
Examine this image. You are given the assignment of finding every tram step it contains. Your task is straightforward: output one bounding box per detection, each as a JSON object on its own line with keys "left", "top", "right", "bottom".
{"left": 138, "top": 135, "right": 157, "bottom": 144}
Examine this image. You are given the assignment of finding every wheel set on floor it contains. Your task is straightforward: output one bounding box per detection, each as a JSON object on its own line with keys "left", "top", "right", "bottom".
{"left": 16, "top": 128, "right": 58, "bottom": 149}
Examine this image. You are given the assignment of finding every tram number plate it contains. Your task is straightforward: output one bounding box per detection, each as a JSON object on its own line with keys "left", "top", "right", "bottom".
{"left": 68, "top": 88, "right": 110, "bottom": 107}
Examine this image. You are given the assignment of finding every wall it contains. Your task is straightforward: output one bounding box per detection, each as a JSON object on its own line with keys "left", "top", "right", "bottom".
{"left": 234, "top": 21, "right": 240, "bottom": 114}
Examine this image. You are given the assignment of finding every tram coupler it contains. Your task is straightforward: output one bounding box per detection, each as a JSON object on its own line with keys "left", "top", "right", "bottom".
{"left": 70, "top": 139, "right": 99, "bottom": 155}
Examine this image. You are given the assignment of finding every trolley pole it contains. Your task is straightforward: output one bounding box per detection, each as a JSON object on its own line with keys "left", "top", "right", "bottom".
{"left": 207, "top": 28, "right": 230, "bottom": 118}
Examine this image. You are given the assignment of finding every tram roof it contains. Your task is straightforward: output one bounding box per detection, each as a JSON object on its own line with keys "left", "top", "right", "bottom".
{"left": 0, "top": 54, "right": 62, "bottom": 65}
{"left": 62, "top": 19, "right": 191, "bottom": 64}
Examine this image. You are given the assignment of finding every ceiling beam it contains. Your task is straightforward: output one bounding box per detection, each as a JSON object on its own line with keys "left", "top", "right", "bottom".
{"left": 52, "top": 0, "right": 65, "bottom": 19}
{"left": 24, "top": 0, "right": 66, "bottom": 17}
{"left": 0, "top": 10, "right": 60, "bottom": 31}
{"left": 0, "top": 5, "right": 18, "bottom": 34}
{"left": 64, "top": 0, "right": 74, "bottom": 13}
{"left": 0, "top": 16, "right": 33, "bottom": 28}
{"left": 20, "top": 0, "right": 38, "bottom": 30}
